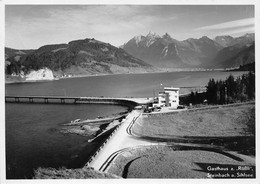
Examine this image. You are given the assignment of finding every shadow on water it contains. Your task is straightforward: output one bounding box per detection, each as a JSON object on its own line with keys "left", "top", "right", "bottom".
{"left": 67, "top": 126, "right": 117, "bottom": 169}
{"left": 66, "top": 141, "right": 99, "bottom": 169}
{"left": 7, "top": 125, "right": 119, "bottom": 179}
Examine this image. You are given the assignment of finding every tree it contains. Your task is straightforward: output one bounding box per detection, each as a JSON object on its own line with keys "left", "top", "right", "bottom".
{"left": 247, "top": 71, "right": 255, "bottom": 99}
{"left": 190, "top": 91, "right": 195, "bottom": 104}
{"left": 206, "top": 78, "right": 217, "bottom": 104}
{"left": 225, "top": 74, "right": 237, "bottom": 102}
{"left": 206, "top": 72, "right": 255, "bottom": 105}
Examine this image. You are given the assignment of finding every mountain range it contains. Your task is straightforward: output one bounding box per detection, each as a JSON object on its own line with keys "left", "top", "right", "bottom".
{"left": 5, "top": 32, "right": 255, "bottom": 79}
{"left": 121, "top": 32, "right": 255, "bottom": 69}
{"left": 5, "top": 38, "right": 154, "bottom": 77}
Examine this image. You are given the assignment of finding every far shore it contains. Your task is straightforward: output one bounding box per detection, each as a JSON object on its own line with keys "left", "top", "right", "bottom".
{"left": 5, "top": 68, "right": 235, "bottom": 84}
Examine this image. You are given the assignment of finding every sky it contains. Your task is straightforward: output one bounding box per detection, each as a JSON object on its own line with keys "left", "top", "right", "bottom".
{"left": 5, "top": 5, "right": 255, "bottom": 49}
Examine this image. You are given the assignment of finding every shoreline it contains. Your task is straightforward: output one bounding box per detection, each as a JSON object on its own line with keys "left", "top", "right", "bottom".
{"left": 32, "top": 101, "right": 255, "bottom": 179}
{"left": 6, "top": 69, "right": 254, "bottom": 178}
{"left": 5, "top": 69, "right": 241, "bottom": 84}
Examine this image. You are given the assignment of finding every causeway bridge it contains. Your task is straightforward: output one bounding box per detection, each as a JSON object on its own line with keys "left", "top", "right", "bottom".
{"left": 5, "top": 95, "right": 157, "bottom": 173}
{"left": 5, "top": 95, "right": 153, "bottom": 107}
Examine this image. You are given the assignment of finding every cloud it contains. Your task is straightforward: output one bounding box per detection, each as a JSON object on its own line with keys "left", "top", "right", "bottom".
{"left": 193, "top": 17, "right": 254, "bottom": 31}
{"left": 12, "top": 5, "right": 177, "bottom": 40}
{"left": 220, "top": 26, "right": 254, "bottom": 36}
{"left": 6, "top": 5, "right": 178, "bottom": 48}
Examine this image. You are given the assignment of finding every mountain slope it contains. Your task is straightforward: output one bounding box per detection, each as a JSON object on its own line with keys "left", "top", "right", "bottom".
{"left": 213, "top": 43, "right": 255, "bottom": 69}
{"left": 122, "top": 32, "right": 223, "bottom": 68}
{"left": 214, "top": 35, "right": 235, "bottom": 47}
{"left": 181, "top": 36, "right": 223, "bottom": 66}
{"left": 214, "top": 33, "right": 254, "bottom": 47}
{"left": 122, "top": 32, "right": 255, "bottom": 69}
{"left": 210, "top": 34, "right": 254, "bottom": 69}
{"left": 5, "top": 47, "right": 35, "bottom": 59}
{"left": 5, "top": 38, "right": 154, "bottom": 77}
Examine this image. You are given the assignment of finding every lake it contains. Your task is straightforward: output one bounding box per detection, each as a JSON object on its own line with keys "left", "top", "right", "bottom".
{"left": 5, "top": 71, "right": 246, "bottom": 179}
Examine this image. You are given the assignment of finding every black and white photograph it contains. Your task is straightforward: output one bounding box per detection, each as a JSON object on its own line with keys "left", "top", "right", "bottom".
{"left": 1, "top": 0, "right": 258, "bottom": 183}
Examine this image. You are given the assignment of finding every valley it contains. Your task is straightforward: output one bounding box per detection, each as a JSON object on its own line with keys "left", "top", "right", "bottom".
{"left": 5, "top": 32, "right": 254, "bottom": 83}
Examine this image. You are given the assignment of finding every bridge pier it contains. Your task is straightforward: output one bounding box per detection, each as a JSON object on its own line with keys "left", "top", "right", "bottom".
{"left": 44, "top": 98, "right": 48, "bottom": 103}
{"left": 15, "top": 97, "right": 19, "bottom": 103}
{"left": 29, "top": 97, "right": 33, "bottom": 103}
{"left": 61, "top": 98, "right": 65, "bottom": 103}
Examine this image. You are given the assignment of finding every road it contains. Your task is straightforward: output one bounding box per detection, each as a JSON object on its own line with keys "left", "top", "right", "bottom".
{"left": 87, "top": 110, "right": 161, "bottom": 171}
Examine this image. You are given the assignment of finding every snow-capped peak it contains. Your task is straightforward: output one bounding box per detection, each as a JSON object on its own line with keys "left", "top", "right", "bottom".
{"left": 146, "top": 31, "right": 160, "bottom": 47}
{"left": 146, "top": 31, "right": 160, "bottom": 39}
{"left": 134, "top": 35, "right": 144, "bottom": 45}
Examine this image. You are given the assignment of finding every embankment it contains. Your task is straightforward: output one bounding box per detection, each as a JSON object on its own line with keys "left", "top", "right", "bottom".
{"left": 77, "top": 98, "right": 138, "bottom": 109}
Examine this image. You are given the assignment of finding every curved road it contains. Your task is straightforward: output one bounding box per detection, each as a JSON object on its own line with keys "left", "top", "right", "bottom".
{"left": 86, "top": 103, "right": 255, "bottom": 173}
{"left": 87, "top": 110, "right": 164, "bottom": 171}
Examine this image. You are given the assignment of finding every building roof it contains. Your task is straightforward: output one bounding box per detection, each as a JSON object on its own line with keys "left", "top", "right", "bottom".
{"left": 164, "top": 87, "right": 180, "bottom": 91}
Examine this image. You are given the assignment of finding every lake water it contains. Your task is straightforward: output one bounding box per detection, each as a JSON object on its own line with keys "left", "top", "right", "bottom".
{"left": 5, "top": 103, "right": 128, "bottom": 179}
{"left": 5, "top": 71, "right": 245, "bottom": 179}
{"left": 6, "top": 71, "right": 246, "bottom": 97}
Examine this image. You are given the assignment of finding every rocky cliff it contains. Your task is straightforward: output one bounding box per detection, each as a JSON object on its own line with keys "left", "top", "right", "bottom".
{"left": 25, "top": 68, "right": 54, "bottom": 81}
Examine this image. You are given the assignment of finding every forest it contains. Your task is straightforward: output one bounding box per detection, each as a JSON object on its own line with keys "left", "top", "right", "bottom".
{"left": 180, "top": 72, "right": 255, "bottom": 105}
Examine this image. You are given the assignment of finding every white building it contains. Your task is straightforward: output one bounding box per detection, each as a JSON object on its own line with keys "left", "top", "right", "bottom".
{"left": 157, "top": 92, "right": 166, "bottom": 107}
{"left": 164, "top": 87, "right": 180, "bottom": 108}
{"left": 154, "top": 87, "right": 180, "bottom": 108}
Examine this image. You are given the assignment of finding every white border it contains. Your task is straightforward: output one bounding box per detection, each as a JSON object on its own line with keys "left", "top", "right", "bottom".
{"left": 1, "top": 0, "right": 259, "bottom": 184}
{"left": 1, "top": 0, "right": 259, "bottom": 5}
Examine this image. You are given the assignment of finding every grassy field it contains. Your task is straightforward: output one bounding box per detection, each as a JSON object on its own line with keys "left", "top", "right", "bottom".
{"left": 133, "top": 103, "right": 255, "bottom": 156}
{"left": 35, "top": 103, "right": 255, "bottom": 179}
{"left": 34, "top": 167, "right": 121, "bottom": 179}
{"left": 134, "top": 103, "right": 255, "bottom": 137}
{"left": 108, "top": 145, "right": 255, "bottom": 178}
{"left": 106, "top": 103, "right": 256, "bottom": 178}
